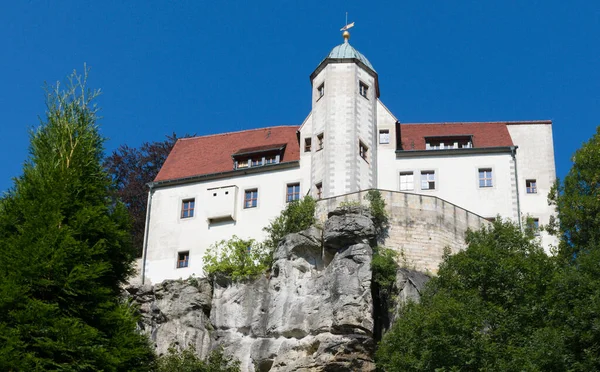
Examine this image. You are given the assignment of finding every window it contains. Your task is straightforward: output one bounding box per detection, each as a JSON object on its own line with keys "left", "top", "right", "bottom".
{"left": 420, "top": 171, "right": 436, "bottom": 190}
{"left": 426, "top": 136, "right": 472, "bottom": 150}
{"left": 400, "top": 172, "right": 414, "bottom": 191}
{"left": 527, "top": 218, "right": 540, "bottom": 236}
{"left": 359, "top": 141, "right": 368, "bottom": 161}
{"left": 304, "top": 138, "right": 312, "bottom": 152}
{"left": 237, "top": 159, "right": 248, "bottom": 169}
{"left": 479, "top": 168, "right": 493, "bottom": 187}
{"left": 244, "top": 189, "right": 258, "bottom": 208}
{"left": 286, "top": 183, "right": 300, "bottom": 202}
{"left": 265, "top": 156, "right": 277, "bottom": 164}
{"left": 251, "top": 158, "right": 263, "bottom": 167}
{"left": 526, "top": 179, "right": 537, "bottom": 194}
{"left": 317, "top": 133, "right": 324, "bottom": 151}
{"left": 316, "top": 182, "right": 323, "bottom": 199}
{"left": 317, "top": 83, "right": 325, "bottom": 99}
{"left": 359, "top": 81, "right": 369, "bottom": 98}
{"left": 379, "top": 130, "right": 390, "bottom": 144}
{"left": 177, "top": 251, "right": 189, "bottom": 268}
{"left": 181, "top": 199, "right": 195, "bottom": 218}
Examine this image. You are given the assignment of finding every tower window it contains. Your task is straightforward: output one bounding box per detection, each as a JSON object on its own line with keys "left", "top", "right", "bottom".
{"left": 317, "top": 133, "right": 324, "bottom": 151}
{"left": 359, "top": 141, "right": 368, "bottom": 162}
{"left": 181, "top": 199, "right": 195, "bottom": 218}
{"left": 177, "top": 251, "right": 189, "bottom": 268}
{"left": 359, "top": 81, "right": 369, "bottom": 98}
{"left": 526, "top": 179, "right": 537, "bottom": 193}
{"left": 479, "top": 168, "right": 493, "bottom": 188}
{"left": 379, "top": 130, "right": 390, "bottom": 144}
{"left": 317, "top": 83, "right": 325, "bottom": 99}
{"left": 316, "top": 182, "right": 323, "bottom": 199}
{"left": 304, "top": 138, "right": 312, "bottom": 152}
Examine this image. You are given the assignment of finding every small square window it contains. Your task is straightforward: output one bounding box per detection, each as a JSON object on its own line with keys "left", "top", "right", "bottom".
{"left": 479, "top": 168, "right": 493, "bottom": 188}
{"left": 526, "top": 179, "right": 537, "bottom": 194}
{"left": 265, "top": 156, "right": 277, "bottom": 164}
{"left": 317, "top": 83, "right": 325, "bottom": 99}
{"left": 400, "top": 172, "right": 414, "bottom": 191}
{"left": 316, "top": 182, "right": 323, "bottom": 199}
{"left": 379, "top": 130, "right": 390, "bottom": 144}
{"left": 359, "top": 81, "right": 369, "bottom": 98}
{"left": 244, "top": 189, "right": 258, "bottom": 209}
{"left": 177, "top": 251, "right": 189, "bottom": 268}
{"left": 421, "top": 171, "right": 435, "bottom": 190}
{"left": 527, "top": 218, "right": 540, "bottom": 236}
{"left": 317, "top": 133, "right": 324, "bottom": 151}
{"left": 237, "top": 159, "right": 248, "bottom": 169}
{"left": 251, "top": 158, "right": 263, "bottom": 167}
{"left": 304, "top": 138, "right": 312, "bottom": 152}
{"left": 181, "top": 199, "right": 195, "bottom": 218}
{"left": 286, "top": 183, "right": 300, "bottom": 203}
{"left": 359, "top": 141, "right": 368, "bottom": 161}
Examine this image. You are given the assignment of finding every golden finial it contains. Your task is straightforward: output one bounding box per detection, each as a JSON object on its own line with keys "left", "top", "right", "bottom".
{"left": 340, "top": 12, "right": 354, "bottom": 43}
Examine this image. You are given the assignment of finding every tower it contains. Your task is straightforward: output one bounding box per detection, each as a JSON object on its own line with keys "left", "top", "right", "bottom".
{"left": 309, "top": 29, "right": 380, "bottom": 199}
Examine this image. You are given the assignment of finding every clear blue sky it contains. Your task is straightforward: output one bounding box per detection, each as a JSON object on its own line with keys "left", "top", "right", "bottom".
{"left": 1, "top": 1, "right": 598, "bottom": 193}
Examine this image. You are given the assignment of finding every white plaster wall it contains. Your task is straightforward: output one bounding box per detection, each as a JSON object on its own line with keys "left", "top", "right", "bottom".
{"left": 507, "top": 123, "right": 559, "bottom": 250}
{"left": 310, "top": 63, "right": 377, "bottom": 198}
{"left": 144, "top": 166, "right": 306, "bottom": 284}
{"left": 378, "top": 152, "right": 515, "bottom": 220}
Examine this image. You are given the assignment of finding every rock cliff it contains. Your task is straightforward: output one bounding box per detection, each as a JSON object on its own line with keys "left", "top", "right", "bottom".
{"left": 126, "top": 206, "right": 430, "bottom": 371}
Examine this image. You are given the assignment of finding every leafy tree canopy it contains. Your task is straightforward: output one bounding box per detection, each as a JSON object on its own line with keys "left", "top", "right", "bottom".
{"left": 105, "top": 132, "right": 190, "bottom": 256}
{"left": 0, "top": 69, "right": 154, "bottom": 370}
{"left": 548, "top": 126, "right": 600, "bottom": 257}
{"left": 155, "top": 346, "right": 240, "bottom": 372}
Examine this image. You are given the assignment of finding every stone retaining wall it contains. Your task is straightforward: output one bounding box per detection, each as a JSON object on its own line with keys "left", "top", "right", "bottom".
{"left": 316, "top": 189, "right": 490, "bottom": 274}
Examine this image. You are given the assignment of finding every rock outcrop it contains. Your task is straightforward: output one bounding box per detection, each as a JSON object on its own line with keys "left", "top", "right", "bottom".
{"left": 127, "top": 206, "right": 431, "bottom": 371}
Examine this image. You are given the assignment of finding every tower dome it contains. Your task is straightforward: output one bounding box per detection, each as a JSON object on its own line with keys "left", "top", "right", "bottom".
{"left": 327, "top": 41, "right": 375, "bottom": 71}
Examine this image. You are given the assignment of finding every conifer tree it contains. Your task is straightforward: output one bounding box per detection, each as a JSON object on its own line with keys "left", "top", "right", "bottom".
{"left": 0, "top": 69, "right": 154, "bottom": 370}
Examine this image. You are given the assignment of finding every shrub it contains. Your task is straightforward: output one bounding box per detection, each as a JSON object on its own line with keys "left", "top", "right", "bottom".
{"left": 202, "top": 236, "right": 270, "bottom": 281}
{"left": 155, "top": 345, "right": 240, "bottom": 372}
{"left": 365, "top": 190, "right": 389, "bottom": 236}
{"left": 263, "top": 196, "right": 317, "bottom": 251}
{"left": 371, "top": 246, "right": 399, "bottom": 296}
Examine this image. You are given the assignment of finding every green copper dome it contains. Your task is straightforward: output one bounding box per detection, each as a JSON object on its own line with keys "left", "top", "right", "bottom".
{"left": 327, "top": 41, "right": 374, "bottom": 71}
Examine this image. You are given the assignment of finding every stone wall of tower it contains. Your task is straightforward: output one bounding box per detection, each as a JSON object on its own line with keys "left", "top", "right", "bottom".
{"left": 310, "top": 62, "right": 377, "bottom": 198}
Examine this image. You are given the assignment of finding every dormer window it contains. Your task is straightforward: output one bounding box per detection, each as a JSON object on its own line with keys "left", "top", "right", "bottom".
{"left": 425, "top": 135, "right": 473, "bottom": 150}
{"left": 232, "top": 144, "right": 286, "bottom": 170}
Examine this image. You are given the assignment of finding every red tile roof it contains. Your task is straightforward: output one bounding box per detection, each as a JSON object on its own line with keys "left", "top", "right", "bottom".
{"left": 154, "top": 126, "right": 300, "bottom": 182}
{"left": 399, "top": 121, "right": 520, "bottom": 151}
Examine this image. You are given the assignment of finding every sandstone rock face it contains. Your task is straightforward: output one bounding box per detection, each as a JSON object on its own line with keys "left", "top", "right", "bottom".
{"left": 212, "top": 211, "right": 376, "bottom": 371}
{"left": 125, "top": 278, "right": 214, "bottom": 358}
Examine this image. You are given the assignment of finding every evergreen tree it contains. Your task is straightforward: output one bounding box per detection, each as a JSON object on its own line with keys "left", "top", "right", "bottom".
{"left": 0, "top": 70, "right": 154, "bottom": 370}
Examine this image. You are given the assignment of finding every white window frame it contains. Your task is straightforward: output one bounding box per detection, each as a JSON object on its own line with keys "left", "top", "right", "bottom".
{"left": 420, "top": 170, "right": 436, "bottom": 190}
{"left": 379, "top": 129, "right": 390, "bottom": 144}
{"left": 478, "top": 168, "right": 493, "bottom": 188}
{"left": 400, "top": 171, "right": 414, "bottom": 191}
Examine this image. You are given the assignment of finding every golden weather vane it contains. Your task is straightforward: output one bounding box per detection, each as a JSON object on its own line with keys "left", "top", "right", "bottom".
{"left": 340, "top": 12, "right": 354, "bottom": 42}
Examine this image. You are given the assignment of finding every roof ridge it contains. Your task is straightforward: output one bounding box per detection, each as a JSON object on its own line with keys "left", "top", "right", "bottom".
{"left": 179, "top": 125, "right": 300, "bottom": 141}
{"left": 401, "top": 120, "right": 552, "bottom": 125}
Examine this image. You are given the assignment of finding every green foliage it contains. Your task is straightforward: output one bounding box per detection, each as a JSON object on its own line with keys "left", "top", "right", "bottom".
{"left": 548, "top": 125, "right": 600, "bottom": 257}
{"left": 364, "top": 190, "right": 389, "bottom": 235}
{"left": 0, "top": 69, "right": 155, "bottom": 370}
{"left": 377, "top": 219, "right": 557, "bottom": 371}
{"left": 263, "top": 196, "right": 316, "bottom": 251}
{"left": 339, "top": 200, "right": 362, "bottom": 208}
{"left": 371, "top": 246, "right": 398, "bottom": 297}
{"left": 203, "top": 236, "right": 271, "bottom": 281}
{"left": 155, "top": 345, "right": 240, "bottom": 372}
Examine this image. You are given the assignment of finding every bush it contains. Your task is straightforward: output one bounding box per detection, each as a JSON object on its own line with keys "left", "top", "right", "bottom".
{"left": 365, "top": 190, "right": 389, "bottom": 236}
{"left": 155, "top": 345, "right": 240, "bottom": 372}
{"left": 263, "top": 196, "right": 317, "bottom": 251}
{"left": 202, "top": 236, "right": 270, "bottom": 281}
{"left": 371, "top": 246, "right": 398, "bottom": 297}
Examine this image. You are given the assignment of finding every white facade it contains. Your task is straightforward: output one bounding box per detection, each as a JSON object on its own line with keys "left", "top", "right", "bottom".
{"left": 141, "top": 36, "right": 558, "bottom": 284}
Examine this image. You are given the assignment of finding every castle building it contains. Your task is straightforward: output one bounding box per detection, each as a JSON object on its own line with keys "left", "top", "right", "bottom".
{"left": 141, "top": 31, "right": 557, "bottom": 284}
